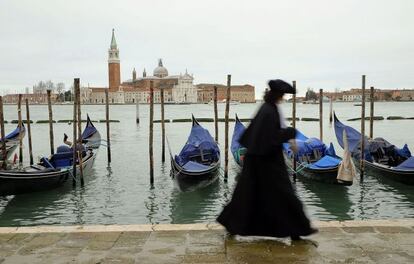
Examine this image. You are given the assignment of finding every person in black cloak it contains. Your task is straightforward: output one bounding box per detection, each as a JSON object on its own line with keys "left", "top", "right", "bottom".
{"left": 217, "top": 79, "right": 317, "bottom": 240}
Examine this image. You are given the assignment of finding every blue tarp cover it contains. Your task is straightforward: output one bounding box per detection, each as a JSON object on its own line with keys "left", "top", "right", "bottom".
{"left": 308, "top": 155, "right": 341, "bottom": 170}
{"left": 230, "top": 118, "right": 246, "bottom": 154}
{"left": 181, "top": 161, "right": 212, "bottom": 172}
{"left": 394, "top": 157, "right": 414, "bottom": 171}
{"left": 175, "top": 122, "right": 220, "bottom": 167}
{"left": 283, "top": 130, "right": 327, "bottom": 158}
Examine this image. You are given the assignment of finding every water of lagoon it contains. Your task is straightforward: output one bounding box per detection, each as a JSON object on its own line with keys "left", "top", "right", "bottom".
{"left": 0, "top": 102, "right": 413, "bottom": 226}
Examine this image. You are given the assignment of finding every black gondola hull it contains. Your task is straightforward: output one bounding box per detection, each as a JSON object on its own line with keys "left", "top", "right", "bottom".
{"left": 355, "top": 159, "right": 414, "bottom": 185}
{"left": 171, "top": 159, "right": 220, "bottom": 182}
{"left": 285, "top": 156, "right": 351, "bottom": 185}
{"left": 0, "top": 170, "right": 70, "bottom": 196}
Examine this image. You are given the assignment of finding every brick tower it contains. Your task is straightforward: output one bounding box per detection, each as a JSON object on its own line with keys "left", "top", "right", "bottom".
{"left": 108, "top": 29, "right": 120, "bottom": 92}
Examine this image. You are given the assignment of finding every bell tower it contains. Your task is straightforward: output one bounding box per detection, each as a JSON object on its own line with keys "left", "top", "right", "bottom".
{"left": 108, "top": 29, "right": 121, "bottom": 92}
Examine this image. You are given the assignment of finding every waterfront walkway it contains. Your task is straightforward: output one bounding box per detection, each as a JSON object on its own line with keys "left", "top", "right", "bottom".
{"left": 0, "top": 219, "right": 413, "bottom": 264}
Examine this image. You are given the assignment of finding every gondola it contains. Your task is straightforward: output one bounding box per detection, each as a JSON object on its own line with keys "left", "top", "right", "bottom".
{"left": 0, "top": 124, "right": 26, "bottom": 159}
{"left": 334, "top": 113, "right": 414, "bottom": 185}
{"left": 170, "top": 115, "right": 220, "bottom": 183}
{"left": 283, "top": 129, "right": 351, "bottom": 185}
{"left": 0, "top": 121, "right": 98, "bottom": 196}
{"left": 230, "top": 115, "right": 247, "bottom": 167}
{"left": 81, "top": 115, "right": 101, "bottom": 149}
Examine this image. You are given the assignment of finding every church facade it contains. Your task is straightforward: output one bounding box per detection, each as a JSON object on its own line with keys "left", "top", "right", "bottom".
{"left": 82, "top": 30, "right": 198, "bottom": 104}
{"left": 81, "top": 30, "right": 255, "bottom": 104}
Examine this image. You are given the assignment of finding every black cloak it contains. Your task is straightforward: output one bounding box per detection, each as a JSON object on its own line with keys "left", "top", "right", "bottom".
{"left": 217, "top": 102, "right": 315, "bottom": 237}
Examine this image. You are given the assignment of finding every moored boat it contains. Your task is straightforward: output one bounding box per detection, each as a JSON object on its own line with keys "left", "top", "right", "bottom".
{"left": 334, "top": 114, "right": 414, "bottom": 185}
{"left": 230, "top": 115, "right": 247, "bottom": 167}
{"left": 283, "top": 129, "right": 350, "bottom": 185}
{"left": 171, "top": 116, "right": 220, "bottom": 183}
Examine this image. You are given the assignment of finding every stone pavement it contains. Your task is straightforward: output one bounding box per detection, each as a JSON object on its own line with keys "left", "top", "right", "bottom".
{"left": 0, "top": 219, "right": 413, "bottom": 264}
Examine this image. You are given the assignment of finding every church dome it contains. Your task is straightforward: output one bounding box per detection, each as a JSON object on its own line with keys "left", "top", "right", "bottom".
{"left": 153, "top": 59, "right": 168, "bottom": 78}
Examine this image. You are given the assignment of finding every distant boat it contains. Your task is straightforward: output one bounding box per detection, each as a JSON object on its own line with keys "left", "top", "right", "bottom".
{"left": 208, "top": 100, "right": 240, "bottom": 105}
{"left": 334, "top": 113, "right": 414, "bottom": 185}
{"left": 302, "top": 100, "right": 318, "bottom": 104}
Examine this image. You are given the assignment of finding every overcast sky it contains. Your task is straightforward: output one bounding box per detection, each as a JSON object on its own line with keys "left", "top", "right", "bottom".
{"left": 0, "top": 0, "right": 413, "bottom": 97}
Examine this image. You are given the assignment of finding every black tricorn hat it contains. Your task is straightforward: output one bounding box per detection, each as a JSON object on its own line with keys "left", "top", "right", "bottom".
{"left": 268, "top": 79, "right": 296, "bottom": 94}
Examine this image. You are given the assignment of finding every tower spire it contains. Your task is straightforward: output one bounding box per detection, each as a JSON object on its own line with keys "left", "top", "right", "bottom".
{"left": 158, "top": 58, "right": 163, "bottom": 67}
{"left": 110, "top": 28, "right": 117, "bottom": 49}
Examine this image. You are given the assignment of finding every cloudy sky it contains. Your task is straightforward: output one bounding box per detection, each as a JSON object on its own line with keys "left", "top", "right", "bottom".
{"left": 0, "top": 0, "right": 413, "bottom": 97}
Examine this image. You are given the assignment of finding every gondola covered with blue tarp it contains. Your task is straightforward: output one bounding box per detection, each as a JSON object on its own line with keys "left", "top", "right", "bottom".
{"left": 230, "top": 115, "right": 247, "bottom": 167}
{"left": 283, "top": 129, "right": 348, "bottom": 185}
{"left": 171, "top": 116, "right": 220, "bottom": 182}
{"left": 0, "top": 118, "right": 99, "bottom": 196}
{"left": 334, "top": 113, "right": 414, "bottom": 185}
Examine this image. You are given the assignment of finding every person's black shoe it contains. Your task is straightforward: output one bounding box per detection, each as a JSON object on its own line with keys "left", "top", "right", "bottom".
{"left": 290, "top": 235, "right": 301, "bottom": 241}
{"left": 64, "top": 133, "right": 68, "bottom": 142}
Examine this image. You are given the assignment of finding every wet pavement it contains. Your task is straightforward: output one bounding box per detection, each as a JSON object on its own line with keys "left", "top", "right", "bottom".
{"left": 0, "top": 220, "right": 413, "bottom": 263}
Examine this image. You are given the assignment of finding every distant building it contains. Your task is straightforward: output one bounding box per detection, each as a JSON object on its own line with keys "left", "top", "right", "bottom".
{"left": 3, "top": 93, "right": 58, "bottom": 104}
{"left": 82, "top": 30, "right": 200, "bottom": 104}
{"left": 392, "top": 89, "right": 414, "bottom": 101}
{"left": 197, "top": 84, "right": 255, "bottom": 103}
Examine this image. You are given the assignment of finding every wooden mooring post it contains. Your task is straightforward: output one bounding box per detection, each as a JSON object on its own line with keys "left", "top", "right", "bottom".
{"left": 369, "top": 86, "right": 374, "bottom": 139}
{"left": 0, "top": 96, "right": 6, "bottom": 169}
{"left": 292, "top": 81, "right": 297, "bottom": 181}
{"left": 105, "top": 89, "right": 111, "bottom": 164}
{"left": 149, "top": 81, "right": 154, "bottom": 184}
{"left": 329, "top": 96, "right": 333, "bottom": 124}
{"left": 18, "top": 94, "right": 23, "bottom": 164}
{"left": 47, "top": 90, "right": 54, "bottom": 155}
{"left": 214, "top": 85, "right": 218, "bottom": 142}
{"left": 25, "top": 99, "right": 33, "bottom": 165}
{"left": 319, "top": 89, "right": 323, "bottom": 141}
{"left": 161, "top": 87, "right": 165, "bottom": 163}
{"left": 75, "top": 79, "right": 84, "bottom": 186}
{"left": 72, "top": 79, "right": 78, "bottom": 185}
{"left": 360, "top": 75, "right": 366, "bottom": 181}
{"left": 224, "top": 75, "right": 231, "bottom": 180}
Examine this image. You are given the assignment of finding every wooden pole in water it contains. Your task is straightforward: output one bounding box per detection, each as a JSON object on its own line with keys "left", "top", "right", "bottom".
{"left": 161, "top": 88, "right": 165, "bottom": 163}
{"left": 214, "top": 85, "right": 218, "bottom": 142}
{"left": 149, "top": 81, "right": 154, "bottom": 184}
{"left": 77, "top": 150, "right": 84, "bottom": 186}
{"left": 329, "top": 96, "right": 333, "bottom": 124}
{"left": 105, "top": 89, "right": 111, "bottom": 164}
{"left": 360, "top": 75, "right": 366, "bottom": 181}
{"left": 47, "top": 90, "right": 54, "bottom": 155}
{"left": 292, "top": 81, "right": 297, "bottom": 181}
{"left": 76, "top": 80, "right": 82, "bottom": 144}
{"left": 224, "top": 75, "right": 231, "bottom": 180}
{"left": 136, "top": 95, "right": 140, "bottom": 123}
{"left": 72, "top": 79, "right": 78, "bottom": 185}
{"left": 369, "top": 86, "right": 374, "bottom": 139}
{"left": 319, "top": 89, "right": 323, "bottom": 141}
{"left": 0, "top": 96, "right": 7, "bottom": 169}
{"left": 25, "top": 99, "right": 33, "bottom": 165}
{"left": 17, "top": 94, "right": 23, "bottom": 164}
{"left": 75, "top": 79, "right": 84, "bottom": 186}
